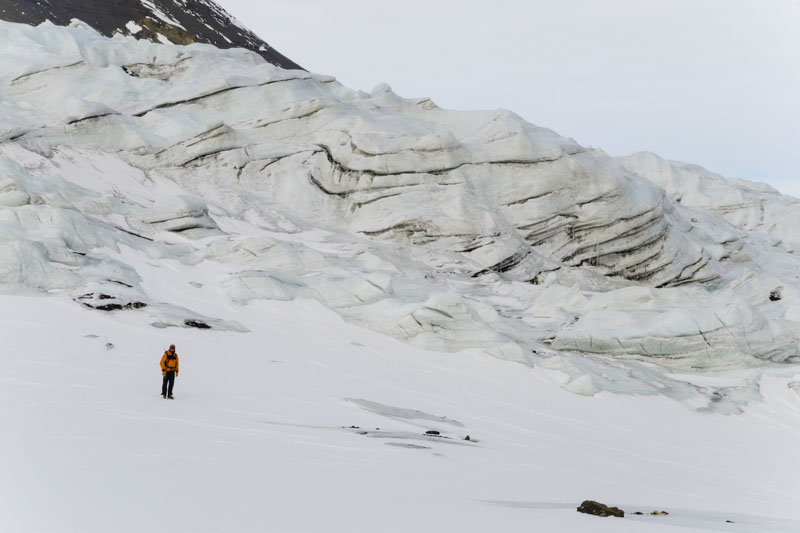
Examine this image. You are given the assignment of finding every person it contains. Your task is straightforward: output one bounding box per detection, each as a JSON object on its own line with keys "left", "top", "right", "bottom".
{"left": 160, "top": 344, "right": 179, "bottom": 399}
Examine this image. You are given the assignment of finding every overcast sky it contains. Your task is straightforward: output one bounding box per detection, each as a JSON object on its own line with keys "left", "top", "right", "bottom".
{"left": 218, "top": 0, "right": 800, "bottom": 195}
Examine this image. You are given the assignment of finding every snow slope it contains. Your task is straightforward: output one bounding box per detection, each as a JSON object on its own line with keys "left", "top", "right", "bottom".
{"left": 2, "top": 289, "right": 800, "bottom": 533}
{"left": 1, "top": 19, "right": 800, "bottom": 532}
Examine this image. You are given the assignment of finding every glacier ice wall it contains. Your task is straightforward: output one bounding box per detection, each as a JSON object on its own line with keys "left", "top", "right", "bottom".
{"left": 1, "top": 20, "right": 799, "bottom": 401}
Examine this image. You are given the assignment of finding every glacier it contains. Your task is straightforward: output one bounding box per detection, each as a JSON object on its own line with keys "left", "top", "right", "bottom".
{"left": 2, "top": 16, "right": 800, "bottom": 533}
{"left": 1, "top": 19, "right": 799, "bottom": 405}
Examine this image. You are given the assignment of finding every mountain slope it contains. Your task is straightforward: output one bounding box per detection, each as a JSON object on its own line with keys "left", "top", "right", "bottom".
{"left": 0, "top": 0, "right": 302, "bottom": 69}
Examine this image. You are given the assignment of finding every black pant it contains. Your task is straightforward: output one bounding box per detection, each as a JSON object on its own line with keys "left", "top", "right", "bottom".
{"left": 162, "top": 371, "right": 176, "bottom": 396}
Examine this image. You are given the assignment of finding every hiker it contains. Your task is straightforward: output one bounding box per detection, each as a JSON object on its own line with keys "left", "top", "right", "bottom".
{"left": 160, "top": 344, "right": 179, "bottom": 399}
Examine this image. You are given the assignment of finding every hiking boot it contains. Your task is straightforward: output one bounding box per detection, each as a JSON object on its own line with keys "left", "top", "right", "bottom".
{"left": 168, "top": 395, "right": 174, "bottom": 399}
{"left": 162, "top": 394, "right": 166, "bottom": 399}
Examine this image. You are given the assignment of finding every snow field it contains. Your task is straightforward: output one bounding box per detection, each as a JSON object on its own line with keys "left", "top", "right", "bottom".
{"left": 2, "top": 291, "right": 799, "bottom": 532}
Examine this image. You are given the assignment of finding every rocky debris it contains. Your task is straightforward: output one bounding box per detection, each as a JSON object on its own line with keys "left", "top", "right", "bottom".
{"left": 126, "top": 17, "right": 197, "bottom": 46}
{"left": 184, "top": 319, "right": 211, "bottom": 329}
{"left": 425, "top": 430, "right": 441, "bottom": 436}
{"left": 345, "top": 427, "right": 481, "bottom": 447}
{"left": 631, "top": 509, "right": 669, "bottom": 516}
{"left": 770, "top": 288, "right": 782, "bottom": 301}
{"left": 75, "top": 293, "right": 147, "bottom": 311}
{"left": 147, "top": 306, "right": 248, "bottom": 332}
{"left": 577, "top": 500, "right": 624, "bottom": 518}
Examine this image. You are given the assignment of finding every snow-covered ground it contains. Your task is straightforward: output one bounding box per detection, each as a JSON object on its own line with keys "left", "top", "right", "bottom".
{"left": 2, "top": 18, "right": 800, "bottom": 533}
{"left": 2, "top": 284, "right": 800, "bottom": 532}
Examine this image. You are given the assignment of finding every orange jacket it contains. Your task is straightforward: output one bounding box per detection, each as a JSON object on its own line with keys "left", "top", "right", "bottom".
{"left": 160, "top": 351, "right": 179, "bottom": 373}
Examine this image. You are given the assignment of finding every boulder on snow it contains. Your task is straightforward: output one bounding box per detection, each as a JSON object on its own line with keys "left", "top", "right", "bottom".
{"left": 184, "top": 319, "right": 211, "bottom": 329}
{"left": 577, "top": 500, "right": 624, "bottom": 518}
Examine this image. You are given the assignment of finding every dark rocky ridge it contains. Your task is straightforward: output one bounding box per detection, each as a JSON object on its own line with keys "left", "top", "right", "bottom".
{"left": 0, "top": 0, "right": 302, "bottom": 70}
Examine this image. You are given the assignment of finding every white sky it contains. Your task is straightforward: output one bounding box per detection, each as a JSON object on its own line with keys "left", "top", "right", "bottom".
{"left": 218, "top": 0, "right": 800, "bottom": 195}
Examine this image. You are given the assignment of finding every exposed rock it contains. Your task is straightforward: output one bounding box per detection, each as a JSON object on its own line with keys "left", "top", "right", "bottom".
{"left": 75, "top": 293, "right": 147, "bottom": 311}
{"left": 147, "top": 305, "right": 248, "bottom": 332}
{"left": 577, "top": 500, "right": 624, "bottom": 518}
{"left": 132, "top": 17, "right": 197, "bottom": 46}
{"left": 184, "top": 319, "right": 211, "bottom": 329}
{"left": 0, "top": 0, "right": 302, "bottom": 69}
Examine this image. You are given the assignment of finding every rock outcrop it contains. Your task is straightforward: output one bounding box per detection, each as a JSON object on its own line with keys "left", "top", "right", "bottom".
{"left": 577, "top": 500, "right": 624, "bottom": 518}
{"left": 0, "top": 0, "right": 302, "bottom": 69}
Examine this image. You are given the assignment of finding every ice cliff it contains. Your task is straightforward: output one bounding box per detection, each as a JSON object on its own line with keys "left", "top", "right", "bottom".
{"left": 1, "top": 20, "right": 798, "bottom": 402}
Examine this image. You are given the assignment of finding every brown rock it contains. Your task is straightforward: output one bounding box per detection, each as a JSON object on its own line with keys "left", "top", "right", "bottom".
{"left": 577, "top": 500, "right": 624, "bottom": 518}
